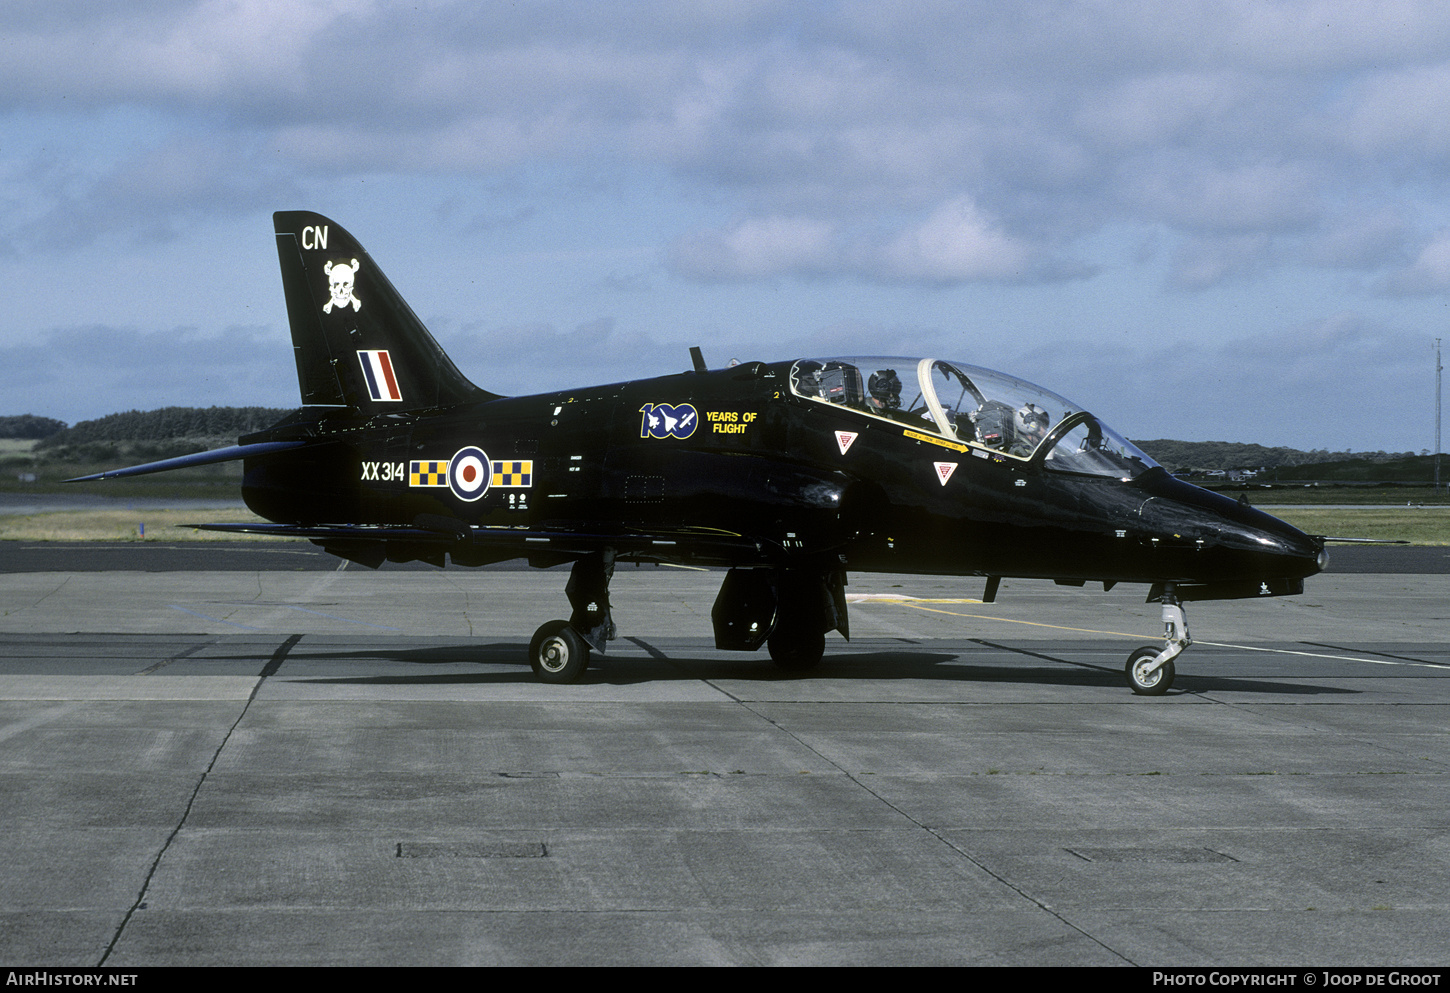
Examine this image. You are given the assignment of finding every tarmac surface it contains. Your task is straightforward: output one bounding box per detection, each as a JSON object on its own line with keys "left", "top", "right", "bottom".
{"left": 1, "top": 544, "right": 1448, "bottom": 966}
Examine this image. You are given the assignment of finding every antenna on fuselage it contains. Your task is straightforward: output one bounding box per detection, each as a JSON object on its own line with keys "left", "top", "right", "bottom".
{"left": 689, "top": 346, "right": 707, "bottom": 374}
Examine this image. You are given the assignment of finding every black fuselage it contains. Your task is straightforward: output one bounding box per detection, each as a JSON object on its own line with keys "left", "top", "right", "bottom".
{"left": 239, "top": 359, "right": 1322, "bottom": 594}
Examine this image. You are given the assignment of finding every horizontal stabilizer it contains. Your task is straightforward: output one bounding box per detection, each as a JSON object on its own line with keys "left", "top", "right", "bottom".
{"left": 65, "top": 441, "right": 307, "bottom": 482}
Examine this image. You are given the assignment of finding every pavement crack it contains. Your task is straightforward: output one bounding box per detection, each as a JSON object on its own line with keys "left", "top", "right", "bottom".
{"left": 838, "top": 765, "right": 1141, "bottom": 966}
{"left": 443, "top": 574, "right": 474, "bottom": 636}
{"left": 19, "top": 574, "right": 71, "bottom": 613}
{"left": 728, "top": 694, "right": 1140, "bottom": 966}
{"left": 98, "top": 633, "right": 302, "bottom": 966}
{"left": 133, "top": 638, "right": 216, "bottom": 675}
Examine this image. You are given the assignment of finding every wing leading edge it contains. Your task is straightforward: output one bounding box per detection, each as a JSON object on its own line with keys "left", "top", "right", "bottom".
{"left": 187, "top": 521, "right": 767, "bottom": 570}
{"left": 65, "top": 441, "right": 308, "bottom": 482}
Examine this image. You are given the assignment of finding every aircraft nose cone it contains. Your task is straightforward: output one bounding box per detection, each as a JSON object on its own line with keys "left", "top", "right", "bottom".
{"left": 1133, "top": 473, "right": 1324, "bottom": 581}
{"left": 1212, "top": 502, "right": 1325, "bottom": 579}
{"left": 1254, "top": 523, "right": 1324, "bottom": 576}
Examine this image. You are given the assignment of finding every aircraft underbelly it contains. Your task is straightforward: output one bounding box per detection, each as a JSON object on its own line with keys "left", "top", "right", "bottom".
{"left": 242, "top": 445, "right": 363, "bottom": 524}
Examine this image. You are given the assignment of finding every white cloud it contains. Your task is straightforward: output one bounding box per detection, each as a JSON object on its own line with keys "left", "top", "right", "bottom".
{"left": 1329, "top": 62, "right": 1450, "bottom": 161}
{"left": 1167, "top": 234, "right": 1274, "bottom": 291}
{"left": 878, "top": 197, "right": 1034, "bottom": 283}
{"left": 670, "top": 215, "right": 836, "bottom": 280}
{"left": 4, "top": 134, "right": 298, "bottom": 251}
{"left": 1378, "top": 230, "right": 1450, "bottom": 295}
{"left": 1302, "top": 207, "right": 1412, "bottom": 271}
{"left": 1121, "top": 158, "right": 1323, "bottom": 235}
{"left": 5, "top": 0, "right": 1450, "bottom": 451}
{"left": 1020, "top": 311, "right": 1434, "bottom": 451}
{"left": 9, "top": 0, "right": 1450, "bottom": 270}
{"left": 0, "top": 323, "right": 296, "bottom": 422}
{"left": 668, "top": 199, "right": 1070, "bottom": 285}
{"left": 0, "top": 0, "right": 349, "bottom": 108}
{"left": 1072, "top": 71, "right": 1259, "bottom": 152}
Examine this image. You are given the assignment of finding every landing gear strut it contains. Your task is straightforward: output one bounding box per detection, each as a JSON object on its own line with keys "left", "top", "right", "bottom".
{"left": 1125, "top": 585, "right": 1190, "bottom": 695}
{"left": 711, "top": 567, "right": 847, "bottom": 672}
{"left": 527, "top": 550, "right": 616, "bottom": 684}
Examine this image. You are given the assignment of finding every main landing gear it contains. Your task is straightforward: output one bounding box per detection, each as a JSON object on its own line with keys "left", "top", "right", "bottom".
{"left": 1125, "top": 585, "right": 1190, "bottom": 696}
{"left": 712, "top": 567, "right": 848, "bottom": 672}
{"left": 528, "top": 620, "right": 589, "bottom": 683}
{"left": 524, "top": 555, "right": 849, "bottom": 684}
{"left": 527, "top": 550, "right": 616, "bottom": 684}
{"left": 767, "top": 626, "right": 827, "bottom": 671}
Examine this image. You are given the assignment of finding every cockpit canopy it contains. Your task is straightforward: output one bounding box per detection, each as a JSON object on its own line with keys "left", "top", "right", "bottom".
{"left": 789, "top": 356, "right": 1159, "bottom": 480}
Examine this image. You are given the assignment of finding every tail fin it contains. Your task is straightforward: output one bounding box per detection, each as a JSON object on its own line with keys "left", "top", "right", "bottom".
{"left": 273, "top": 211, "right": 494, "bottom": 412}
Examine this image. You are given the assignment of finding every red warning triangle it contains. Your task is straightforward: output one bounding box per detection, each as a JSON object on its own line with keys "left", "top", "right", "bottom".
{"left": 933, "top": 461, "right": 958, "bottom": 486}
{"left": 836, "top": 431, "right": 858, "bottom": 455}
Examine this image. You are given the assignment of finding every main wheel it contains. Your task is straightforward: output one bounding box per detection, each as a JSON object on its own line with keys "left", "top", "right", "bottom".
{"left": 529, "top": 620, "right": 590, "bottom": 684}
{"left": 1126, "top": 645, "right": 1174, "bottom": 696}
{"left": 767, "top": 627, "right": 825, "bottom": 671}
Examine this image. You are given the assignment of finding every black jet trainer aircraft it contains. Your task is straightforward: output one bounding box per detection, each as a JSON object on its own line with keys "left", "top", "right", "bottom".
{"left": 74, "top": 211, "right": 1329, "bottom": 694}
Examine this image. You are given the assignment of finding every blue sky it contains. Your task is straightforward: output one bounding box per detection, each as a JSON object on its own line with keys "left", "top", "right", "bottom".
{"left": 2, "top": 0, "right": 1448, "bottom": 453}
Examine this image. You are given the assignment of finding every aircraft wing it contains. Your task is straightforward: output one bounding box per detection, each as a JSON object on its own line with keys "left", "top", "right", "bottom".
{"left": 188, "top": 522, "right": 463, "bottom": 541}
{"left": 186, "top": 521, "right": 766, "bottom": 568}
{"left": 65, "top": 441, "right": 308, "bottom": 481}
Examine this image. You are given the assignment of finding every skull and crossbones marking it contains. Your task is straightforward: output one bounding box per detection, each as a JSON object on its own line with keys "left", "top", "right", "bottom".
{"left": 323, "top": 259, "right": 362, "bottom": 314}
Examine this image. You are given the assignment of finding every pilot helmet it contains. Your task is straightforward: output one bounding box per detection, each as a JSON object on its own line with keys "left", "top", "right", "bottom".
{"left": 868, "top": 369, "right": 902, "bottom": 409}
{"left": 1015, "top": 403, "right": 1049, "bottom": 437}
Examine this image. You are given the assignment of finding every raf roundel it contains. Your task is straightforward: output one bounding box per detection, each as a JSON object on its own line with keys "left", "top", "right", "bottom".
{"left": 449, "top": 446, "right": 491, "bottom": 502}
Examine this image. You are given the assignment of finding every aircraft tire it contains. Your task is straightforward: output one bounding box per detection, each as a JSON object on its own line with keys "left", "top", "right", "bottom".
{"left": 529, "top": 620, "right": 590, "bottom": 684}
{"left": 1125, "top": 646, "right": 1173, "bottom": 696}
{"left": 767, "top": 628, "right": 825, "bottom": 671}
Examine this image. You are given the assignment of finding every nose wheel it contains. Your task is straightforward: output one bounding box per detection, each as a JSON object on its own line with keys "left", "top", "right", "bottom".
{"left": 1126, "top": 646, "right": 1174, "bottom": 695}
{"left": 1125, "top": 588, "right": 1189, "bottom": 696}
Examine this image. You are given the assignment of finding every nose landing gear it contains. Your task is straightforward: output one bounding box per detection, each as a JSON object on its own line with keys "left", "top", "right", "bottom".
{"left": 1126, "top": 586, "right": 1190, "bottom": 696}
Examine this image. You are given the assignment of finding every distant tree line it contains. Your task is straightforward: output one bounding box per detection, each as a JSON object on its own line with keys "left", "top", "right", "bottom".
{"left": 1132, "top": 439, "right": 1422, "bottom": 471}
{"left": 1269, "top": 455, "right": 1442, "bottom": 483}
{"left": 0, "top": 414, "right": 67, "bottom": 440}
{"left": 34, "top": 407, "right": 289, "bottom": 452}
